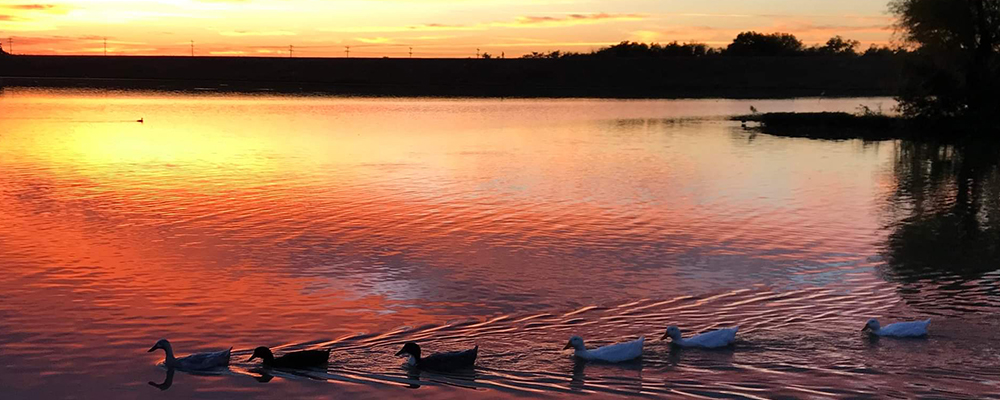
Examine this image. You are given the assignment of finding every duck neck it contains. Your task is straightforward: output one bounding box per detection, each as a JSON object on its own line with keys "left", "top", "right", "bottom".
{"left": 407, "top": 354, "right": 420, "bottom": 366}
{"left": 162, "top": 343, "right": 176, "bottom": 365}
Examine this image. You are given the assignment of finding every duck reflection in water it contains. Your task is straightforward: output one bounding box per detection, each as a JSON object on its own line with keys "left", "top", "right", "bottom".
{"left": 570, "top": 358, "right": 645, "bottom": 393}
{"left": 148, "top": 367, "right": 175, "bottom": 391}
{"left": 400, "top": 361, "right": 480, "bottom": 390}
{"left": 405, "top": 368, "right": 422, "bottom": 389}
{"left": 249, "top": 367, "right": 275, "bottom": 383}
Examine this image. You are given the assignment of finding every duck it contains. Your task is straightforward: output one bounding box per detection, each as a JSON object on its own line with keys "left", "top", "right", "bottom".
{"left": 862, "top": 318, "right": 930, "bottom": 337}
{"left": 563, "top": 336, "right": 644, "bottom": 362}
{"left": 147, "top": 339, "right": 231, "bottom": 370}
{"left": 662, "top": 326, "right": 738, "bottom": 348}
{"left": 394, "top": 342, "right": 478, "bottom": 371}
{"left": 247, "top": 346, "right": 330, "bottom": 368}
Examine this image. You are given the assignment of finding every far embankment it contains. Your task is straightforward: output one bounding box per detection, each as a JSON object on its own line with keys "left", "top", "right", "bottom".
{"left": 0, "top": 55, "right": 902, "bottom": 98}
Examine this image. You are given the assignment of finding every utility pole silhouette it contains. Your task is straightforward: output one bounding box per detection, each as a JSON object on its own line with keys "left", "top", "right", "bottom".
{"left": 345, "top": 46, "right": 350, "bottom": 58}
{"left": 190, "top": 40, "right": 194, "bottom": 57}
{"left": 104, "top": 38, "right": 107, "bottom": 56}
{"left": 8, "top": 38, "right": 12, "bottom": 55}
{"left": 476, "top": 48, "right": 480, "bottom": 58}
{"left": 409, "top": 47, "right": 413, "bottom": 58}
{"left": 289, "top": 45, "right": 293, "bottom": 58}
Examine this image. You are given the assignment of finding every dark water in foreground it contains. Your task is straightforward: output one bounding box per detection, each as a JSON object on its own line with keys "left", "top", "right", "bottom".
{"left": 0, "top": 90, "right": 997, "bottom": 399}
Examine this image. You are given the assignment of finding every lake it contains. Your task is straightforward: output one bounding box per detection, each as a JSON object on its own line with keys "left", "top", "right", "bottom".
{"left": 1, "top": 89, "right": 997, "bottom": 399}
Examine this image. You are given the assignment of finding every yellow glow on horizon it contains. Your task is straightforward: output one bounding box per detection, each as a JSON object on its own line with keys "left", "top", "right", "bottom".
{"left": 0, "top": 0, "right": 896, "bottom": 57}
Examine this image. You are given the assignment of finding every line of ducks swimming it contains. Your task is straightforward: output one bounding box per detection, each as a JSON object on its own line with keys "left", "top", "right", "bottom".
{"left": 149, "top": 318, "right": 931, "bottom": 372}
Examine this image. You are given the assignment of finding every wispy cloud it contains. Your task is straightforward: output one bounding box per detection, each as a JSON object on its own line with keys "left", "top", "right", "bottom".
{"left": 508, "top": 13, "right": 646, "bottom": 27}
{"left": 0, "top": 4, "right": 60, "bottom": 11}
{"left": 356, "top": 36, "right": 394, "bottom": 44}
{"left": 217, "top": 30, "right": 297, "bottom": 37}
{"left": 321, "top": 13, "right": 648, "bottom": 34}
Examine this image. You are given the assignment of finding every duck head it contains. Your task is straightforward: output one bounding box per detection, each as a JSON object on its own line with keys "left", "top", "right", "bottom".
{"left": 862, "top": 318, "right": 880, "bottom": 333}
{"left": 248, "top": 346, "right": 275, "bottom": 363}
{"left": 395, "top": 342, "right": 421, "bottom": 359}
{"left": 661, "top": 326, "right": 682, "bottom": 341}
{"left": 148, "top": 339, "right": 172, "bottom": 353}
{"left": 563, "top": 336, "right": 585, "bottom": 351}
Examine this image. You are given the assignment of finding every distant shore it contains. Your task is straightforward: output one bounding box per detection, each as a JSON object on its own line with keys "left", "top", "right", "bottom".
{"left": 1, "top": 55, "right": 903, "bottom": 98}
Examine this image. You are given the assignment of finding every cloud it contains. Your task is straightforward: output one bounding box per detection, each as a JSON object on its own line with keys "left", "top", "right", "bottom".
{"left": 0, "top": 4, "right": 59, "bottom": 11}
{"left": 510, "top": 13, "right": 646, "bottom": 27}
{"left": 209, "top": 50, "right": 248, "bottom": 55}
{"left": 356, "top": 37, "right": 394, "bottom": 44}
{"left": 321, "top": 13, "right": 648, "bottom": 34}
{"left": 217, "top": 30, "right": 297, "bottom": 37}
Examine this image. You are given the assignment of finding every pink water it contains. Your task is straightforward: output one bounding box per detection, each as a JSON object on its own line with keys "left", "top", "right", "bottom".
{"left": 0, "top": 89, "right": 997, "bottom": 399}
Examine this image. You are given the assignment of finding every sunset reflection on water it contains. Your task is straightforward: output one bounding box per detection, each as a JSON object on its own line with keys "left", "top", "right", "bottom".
{"left": 1, "top": 89, "right": 997, "bottom": 398}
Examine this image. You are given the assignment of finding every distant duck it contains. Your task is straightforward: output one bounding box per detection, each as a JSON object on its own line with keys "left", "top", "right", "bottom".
{"left": 563, "top": 336, "right": 644, "bottom": 362}
{"left": 147, "top": 339, "right": 231, "bottom": 370}
{"left": 862, "top": 318, "right": 930, "bottom": 338}
{"left": 662, "top": 326, "right": 738, "bottom": 348}
{"left": 248, "top": 346, "right": 330, "bottom": 368}
{"left": 394, "top": 342, "right": 478, "bottom": 371}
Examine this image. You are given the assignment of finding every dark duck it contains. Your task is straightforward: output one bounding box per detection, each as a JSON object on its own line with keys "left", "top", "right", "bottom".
{"left": 394, "top": 342, "right": 478, "bottom": 371}
{"left": 247, "top": 346, "right": 330, "bottom": 368}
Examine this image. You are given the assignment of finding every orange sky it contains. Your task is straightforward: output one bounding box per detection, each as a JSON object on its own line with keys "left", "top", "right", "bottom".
{"left": 0, "top": 0, "right": 896, "bottom": 58}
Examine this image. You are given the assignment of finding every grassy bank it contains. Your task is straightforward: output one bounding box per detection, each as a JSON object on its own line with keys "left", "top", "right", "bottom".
{"left": 1, "top": 55, "right": 903, "bottom": 98}
{"left": 734, "top": 111, "right": 1000, "bottom": 141}
{"left": 735, "top": 112, "right": 907, "bottom": 140}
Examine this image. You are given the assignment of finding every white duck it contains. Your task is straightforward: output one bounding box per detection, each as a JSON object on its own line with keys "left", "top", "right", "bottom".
{"left": 563, "top": 336, "right": 644, "bottom": 363}
{"left": 148, "top": 339, "right": 232, "bottom": 370}
{"left": 662, "top": 326, "right": 738, "bottom": 348}
{"left": 862, "top": 318, "right": 930, "bottom": 337}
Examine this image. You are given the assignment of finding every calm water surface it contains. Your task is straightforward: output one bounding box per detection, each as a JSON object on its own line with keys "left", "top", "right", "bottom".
{"left": 1, "top": 89, "right": 998, "bottom": 399}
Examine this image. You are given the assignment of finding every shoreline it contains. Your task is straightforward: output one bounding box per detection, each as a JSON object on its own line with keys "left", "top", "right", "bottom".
{"left": 1, "top": 55, "right": 902, "bottom": 99}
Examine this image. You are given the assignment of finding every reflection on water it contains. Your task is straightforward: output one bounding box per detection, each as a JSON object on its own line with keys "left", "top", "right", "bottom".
{"left": 149, "top": 368, "right": 175, "bottom": 391}
{"left": 884, "top": 141, "right": 1000, "bottom": 279}
{"left": 0, "top": 89, "right": 998, "bottom": 399}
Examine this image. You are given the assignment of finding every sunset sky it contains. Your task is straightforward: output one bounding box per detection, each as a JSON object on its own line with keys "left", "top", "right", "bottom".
{"left": 0, "top": 0, "right": 896, "bottom": 57}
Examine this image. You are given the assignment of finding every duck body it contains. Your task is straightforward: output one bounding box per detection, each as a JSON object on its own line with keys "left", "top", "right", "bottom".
{"left": 395, "top": 342, "right": 477, "bottom": 371}
{"left": 248, "top": 346, "right": 330, "bottom": 368}
{"left": 148, "top": 339, "right": 231, "bottom": 371}
{"left": 564, "top": 336, "right": 644, "bottom": 363}
{"left": 863, "top": 318, "right": 930, "bottom": 337}
{"left": 663, "top": 326, "right": 738, "bottom": 349}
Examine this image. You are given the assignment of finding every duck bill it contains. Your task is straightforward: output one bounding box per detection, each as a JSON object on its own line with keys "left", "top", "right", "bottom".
{"left": 147, "top": 345, "right": 158, "bottom": 352}
{"left": 562, "top": 342, "right": 572, "bottom": 350}
{"left": 246, "top": 355, "right": 257, "bottom": 362}
{"left": 394, "top": 349, "right": 406, "bottom": 357}
{"left": 660, "top": 333, "right": 670, "bottom": 340}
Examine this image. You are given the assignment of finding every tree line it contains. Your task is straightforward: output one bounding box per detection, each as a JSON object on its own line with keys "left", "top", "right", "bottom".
{"left": 522, "top": 32, "right": 907, "bottom": 59}
{"left": 525, "top": 0, "right": 999, "bottom": 129}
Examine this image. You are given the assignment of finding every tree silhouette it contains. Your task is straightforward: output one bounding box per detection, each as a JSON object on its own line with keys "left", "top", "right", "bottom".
{"left": 891, "top": 0, "right": 1000, "bottom": 121}
{"left": 819, "top": 36, "right": 861, "bottom": 56}
{"left": 725, "top": 32, "right": 803, "bottom": 56}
